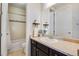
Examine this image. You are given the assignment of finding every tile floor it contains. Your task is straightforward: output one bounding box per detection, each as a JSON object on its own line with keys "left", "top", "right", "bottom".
{"left": 8, "top": 48, "right": 25, "bottom": 56}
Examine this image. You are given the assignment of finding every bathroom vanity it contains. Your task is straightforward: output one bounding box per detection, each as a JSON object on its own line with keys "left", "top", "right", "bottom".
{"left": 31, "top": 39, "right": 68, "bottom": 56}
{"left": 31, "top": 37, "right": 79, "bottom": 56}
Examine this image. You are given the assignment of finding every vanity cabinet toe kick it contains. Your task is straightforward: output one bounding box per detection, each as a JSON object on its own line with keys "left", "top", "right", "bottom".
{"left": 30, "top": 38, "right": 72, "bottom": 56}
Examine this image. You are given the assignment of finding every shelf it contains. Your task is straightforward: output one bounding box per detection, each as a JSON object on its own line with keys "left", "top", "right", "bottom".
{"left": 9, "top": 20, "right": 26, "bottom": 23}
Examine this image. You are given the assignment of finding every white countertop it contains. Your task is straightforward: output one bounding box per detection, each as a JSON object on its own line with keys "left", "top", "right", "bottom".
{"left": 31, "top": 37, "right": 79, "bottom": 56}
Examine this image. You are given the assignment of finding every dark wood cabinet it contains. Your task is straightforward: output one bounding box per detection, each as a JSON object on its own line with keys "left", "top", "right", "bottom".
{"left": 31, "top": 45, "right": 37, "bottom": 56}
{"left": 31, "top": 39, "right": 71, "bottom": 56}
{"left": 36, "top": 48, "right": 48, "bottom": 56}
{"left": 49, "top": 49, "right": 67, "bottom": 56}
{"left": 37, "top": 42, "right": 49, "bottom": 54}
{"left": 31, "top": 40, "right": 37, "bottom": 56}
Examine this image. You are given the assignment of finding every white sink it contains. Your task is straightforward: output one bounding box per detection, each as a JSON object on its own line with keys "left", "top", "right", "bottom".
{"left": 52, "top": 39, "right": 58, "bottom": 42}
{"left": 40, "top": 37, "right": 58, "bottom": 43}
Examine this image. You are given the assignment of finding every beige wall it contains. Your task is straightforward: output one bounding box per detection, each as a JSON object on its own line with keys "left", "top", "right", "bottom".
{"left": 26, "top": 3, "right": 42, "bottom": 55}
{"left": 9, "top": 22, "right": 26, "bottom": 40}
{"left": 8, "top": 4, "right": 26, "bottom": 41}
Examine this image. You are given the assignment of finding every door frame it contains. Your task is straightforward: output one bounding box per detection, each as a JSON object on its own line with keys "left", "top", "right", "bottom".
{"left": 1, "top": 3, "right": 8, "bottom": 56}
{"left": 0, "top": 3, "right": 2, "bottom": 56}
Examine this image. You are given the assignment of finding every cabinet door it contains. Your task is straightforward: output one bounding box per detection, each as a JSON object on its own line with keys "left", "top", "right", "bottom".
{"left": 50, "top": 49, "right": 57, "bottom": 56}
{"left": 37, "top": 42, "right": 49, "bottom": 54}
{"left": 36, "top": 49, "right": 48, "bottom": 56}
{"left": 31, "top": 39, "right": 37, "bottom": 56}
{"left": 31, "top": 45, "right": 37, "bottom": 56}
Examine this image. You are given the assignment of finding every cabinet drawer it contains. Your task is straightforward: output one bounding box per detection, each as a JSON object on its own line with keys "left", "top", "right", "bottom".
{"left": 56, "top": 52, "right": 67, "bottom": 56}
{"left": 37, "top": 42, "right": 49, "bottom": 54}
{"left": 50, "top": 49, "right": 67, "bottom": 56}
{"left": 31, "top": 40, "right": 36, "bottom": 45}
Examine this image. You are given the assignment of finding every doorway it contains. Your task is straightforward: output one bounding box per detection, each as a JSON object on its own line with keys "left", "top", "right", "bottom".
{"left": 8, "top": 3, "right": 26, "bottom": 56}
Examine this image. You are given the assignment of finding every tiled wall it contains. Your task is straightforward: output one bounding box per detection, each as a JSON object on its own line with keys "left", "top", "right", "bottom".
{"left": 8, "top": 4, "right": 26, "bottom": 41}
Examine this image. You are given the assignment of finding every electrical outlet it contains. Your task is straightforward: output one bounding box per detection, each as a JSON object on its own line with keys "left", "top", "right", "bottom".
{"left": 68, "top": 32, "right": 71, "bottom": 34}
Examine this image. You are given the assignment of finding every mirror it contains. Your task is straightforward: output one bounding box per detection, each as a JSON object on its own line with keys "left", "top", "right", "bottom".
{"left": 44, "top": 3, "right": 79, "bottom": 40}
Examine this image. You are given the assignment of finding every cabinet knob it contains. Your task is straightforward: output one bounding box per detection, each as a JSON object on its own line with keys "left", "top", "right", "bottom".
{"left": 34, "top": 47, "right": 36, "bottom": 50}
{"left": 36, "top": 49, "right": 39, "bottom": 51}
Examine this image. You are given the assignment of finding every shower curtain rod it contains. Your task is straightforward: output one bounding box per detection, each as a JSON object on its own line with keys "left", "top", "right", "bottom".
{"left": 9, "top": 20, "right": 26, "bottom": 23}
{"left": 8, "top": 12, "right": 26, "bottom": 16}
